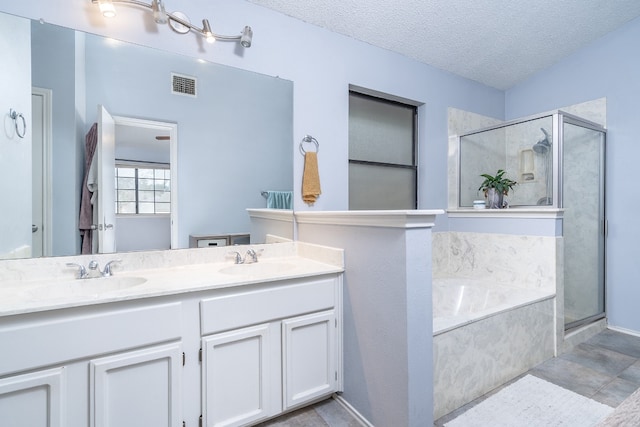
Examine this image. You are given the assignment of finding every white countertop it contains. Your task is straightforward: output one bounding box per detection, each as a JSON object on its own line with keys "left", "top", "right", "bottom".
{"left": 0, "top": 242, "right": 344, "bottom": 317}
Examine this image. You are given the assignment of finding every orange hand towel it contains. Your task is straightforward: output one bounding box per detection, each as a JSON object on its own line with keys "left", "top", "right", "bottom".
{"left": 302, "top": 152, "right": 321, "bottom": 205}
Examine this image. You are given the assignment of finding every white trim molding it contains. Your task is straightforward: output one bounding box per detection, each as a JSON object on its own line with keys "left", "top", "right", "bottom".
{"left": 448, "top": 208, "right": 564, "bottom": 219}
{"left": 294, "top": 210, "right": 443, "bottom": 229}
{"left": 247, "top": 208, "right": 294, "bottom": 223}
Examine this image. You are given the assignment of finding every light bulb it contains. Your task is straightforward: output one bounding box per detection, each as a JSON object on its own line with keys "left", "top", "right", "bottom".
{"left": 152, "top": 0, "right": 167, "bottom": 24}
{"left": 202, "top": 19, "right": 215, "bottom": 44}
{"left": 98, "top": 0, "right": 116, "bottom": 18}
{"left": 240, "top": 26, "right": 253, "bottom": 48}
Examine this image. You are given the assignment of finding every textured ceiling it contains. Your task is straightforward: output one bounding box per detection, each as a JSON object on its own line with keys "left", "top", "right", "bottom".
{"left": 247, "top": 0, "right": 640, "bottom": 90}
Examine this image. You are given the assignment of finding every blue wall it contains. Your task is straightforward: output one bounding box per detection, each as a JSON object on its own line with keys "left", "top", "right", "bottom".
{"left": 506, "top": 16, "right": 640, "bottom": 332}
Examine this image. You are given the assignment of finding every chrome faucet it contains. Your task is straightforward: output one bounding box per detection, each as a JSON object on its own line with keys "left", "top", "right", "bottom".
{"left": 101, "top": 259, "right": 122, "bottom": 277}
{"left": 228, "top": 249, "right": 260, "bottom": 264}
{"left": 245, "top": 249, "right": 259, "bottom": 264}
{"left": 230, "top": 251, "right": 244, "bottom": 264}
{"left": 66, "top": 259, "right": 122, "bottom": 278}
{"left": 66, "top": 263, "right": 89, "bottom": 279}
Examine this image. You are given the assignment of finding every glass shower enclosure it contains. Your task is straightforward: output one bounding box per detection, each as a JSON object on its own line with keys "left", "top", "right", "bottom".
{"left": 458, "top": 111, "right": 607, "bottom": 330}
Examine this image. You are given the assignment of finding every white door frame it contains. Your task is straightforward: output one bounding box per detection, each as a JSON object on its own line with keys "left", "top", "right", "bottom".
{"left": 32, "top": 87, "right": 53, "bottom": 257}
{"left": 112, "top": 115, "right": 179, "bottom": 249}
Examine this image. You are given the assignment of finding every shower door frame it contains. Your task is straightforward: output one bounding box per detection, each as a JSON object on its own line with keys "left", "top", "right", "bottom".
{"left": 557, "top": 112, "right": 607, "bottom": 331}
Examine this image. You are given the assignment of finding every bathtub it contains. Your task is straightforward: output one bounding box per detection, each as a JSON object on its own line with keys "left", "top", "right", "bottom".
{"left": 433, "top": 278, "right": 553, "bottom": 335}
{"left": 432, "top": 277, "right": 555, "bottom": 419}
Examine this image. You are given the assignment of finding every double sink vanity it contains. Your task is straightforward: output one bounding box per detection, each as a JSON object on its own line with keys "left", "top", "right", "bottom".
{"left": 0, "top": 241, "right": 344, "bottom": 427}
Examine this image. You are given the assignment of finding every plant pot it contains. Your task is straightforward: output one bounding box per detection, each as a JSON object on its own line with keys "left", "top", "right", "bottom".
{"left": 486, "top": 188, "right": 503, "bottom": 209}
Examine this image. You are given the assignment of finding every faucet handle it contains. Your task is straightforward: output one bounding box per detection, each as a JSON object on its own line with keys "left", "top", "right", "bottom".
{"left": 66, "top": 262, "right": 88, "bottom": 279}
{"left": 101, "top": 259, "right": 122, "bottom": 277}
{"left": 228, "top": 251, "right": 244, "bottom": 264}
{"left": 245, "top": 248, "right": 260, "bottom": 263}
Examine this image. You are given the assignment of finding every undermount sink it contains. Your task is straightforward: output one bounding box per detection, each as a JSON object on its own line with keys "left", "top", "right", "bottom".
{"left": 29, "top": 276, "right": 148, "bottom": 298}
{"left": 218, "top": 262, "right": 295, "bottom": 276}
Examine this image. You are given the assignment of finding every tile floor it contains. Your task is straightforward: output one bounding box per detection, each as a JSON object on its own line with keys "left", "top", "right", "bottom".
{"left": 256, "top": 398, "right": 363, "bottom": 427}
{"left": 257, "top": 329, "right": 640, "bottom": 426}
{"left": 435, "top": 329, "right": 640, "bottom": 426}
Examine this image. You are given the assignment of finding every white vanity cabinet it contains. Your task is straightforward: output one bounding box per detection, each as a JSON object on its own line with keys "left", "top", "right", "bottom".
{"left": 0, "top": 269, "right": 343, "bottom": 427}
{"left": 0, "top": 367, "right": 66, "bottom": 427}
{"left": 89, "top": 342, "right": 183, "bottom": 427}
{"left": 200, "top": 275, "right": 342, "bottom": 427}
{"left": 0, "top": 301, "right": 183, "bottom": 427}
{"left": 282, "top": 309, "right": 337, "bottom": 409}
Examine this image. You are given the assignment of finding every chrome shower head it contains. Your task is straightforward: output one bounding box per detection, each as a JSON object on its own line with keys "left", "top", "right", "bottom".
{"left": 533, "top": 138, "right": 550, "bottom": 154}
{"left": 533, "top": 127, "right": 551, "bottom": 154}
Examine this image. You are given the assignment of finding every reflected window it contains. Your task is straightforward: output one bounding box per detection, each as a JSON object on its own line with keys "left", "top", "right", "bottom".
{"left": 115, "top": 163, "right": 170, "bottom": 214}
{"left": 348, "top": 91, "right": 417, "bottom": 210}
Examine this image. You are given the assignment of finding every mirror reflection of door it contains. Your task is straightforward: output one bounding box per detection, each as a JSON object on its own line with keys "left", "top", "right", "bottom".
{"left": 110, "top": 115, "right": 177, "bottom": 253}
{"left": 97, "top": 105, "right": 117, "bottom": 253}
{"left": 31, "top": 88, "right": 52, "bottom": 258}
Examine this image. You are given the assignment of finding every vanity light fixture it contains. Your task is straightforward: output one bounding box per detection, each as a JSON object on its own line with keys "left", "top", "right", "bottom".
{"left": 91, "top": 0, "right": 253, "bottom": 48}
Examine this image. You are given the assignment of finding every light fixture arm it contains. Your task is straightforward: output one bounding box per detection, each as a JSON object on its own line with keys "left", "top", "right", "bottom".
{"left": 91, "top": 0, "right": 252, "bottom": 46}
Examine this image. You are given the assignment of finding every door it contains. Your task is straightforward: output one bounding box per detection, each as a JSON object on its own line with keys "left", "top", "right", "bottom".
{"left": 31, "top": 88, "right": 52, "bottom": 258}
{"left": 561, "top": 117, "right": 606, "bottom": 329}
{"left": 89, "top": 342, "right": 182, "bottom": 427}
{"left": 97, "top": 105, "right": 116, "bottom": 253}
{"left": 31, "top": 92, "right": 44, "bottom": 257}
{"left": 0, "top": 367, "right": 65, "bottom": 427}
{"left": 282, "top": 310, "right": 337, "bottom": 409}
{"left": 202, "top": 324, "right": 274, "bottom": 427}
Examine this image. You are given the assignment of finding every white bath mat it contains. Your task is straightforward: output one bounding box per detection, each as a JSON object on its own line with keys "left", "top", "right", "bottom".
{"left": 444, "top": 375, "right": 613, "bottom": 427}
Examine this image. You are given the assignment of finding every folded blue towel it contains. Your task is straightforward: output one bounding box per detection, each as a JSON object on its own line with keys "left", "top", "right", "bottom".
{"left": 265, "top": 191, "right": 292, "bottom": 209}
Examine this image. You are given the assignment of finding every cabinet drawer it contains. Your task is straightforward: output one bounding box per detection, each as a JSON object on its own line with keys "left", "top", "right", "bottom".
{"left": 0, "top": 302, "right": 182, "bottom": 376}
{"left": 201, "top": 277, "right": 337, "bottom": 335}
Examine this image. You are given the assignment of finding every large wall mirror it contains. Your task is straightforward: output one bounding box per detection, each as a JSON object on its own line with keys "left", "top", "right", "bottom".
{"left": 0, "top": 12, "right": 293, "bottom": 260}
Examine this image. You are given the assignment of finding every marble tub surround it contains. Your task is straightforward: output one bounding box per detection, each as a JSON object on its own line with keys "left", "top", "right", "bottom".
{"left": 433, "top": 298, "right": 555, "bottom": 419}
{"left": 432, "top": 231, "right": 559, "bottom": 293}
{"left": 0, "top": 241, "right": 344, "bottom": 316}
{"left": 432, "top": 230, "right": 558, "bottom": 419}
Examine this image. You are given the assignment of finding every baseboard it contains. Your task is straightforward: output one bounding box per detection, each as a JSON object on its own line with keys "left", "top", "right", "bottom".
{"left": 332, "top": 394, "right": 374, "bottom": 427}
{"left": 607, "top": 324, "right": 640, "bottom": 338}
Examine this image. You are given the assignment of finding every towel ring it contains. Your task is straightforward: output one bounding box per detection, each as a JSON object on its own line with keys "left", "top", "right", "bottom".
{"left": 9, "top": 109, "right": 26, "bottom": 139}
{"left": 299, "top": 135, "right": 319, "bottom": 155}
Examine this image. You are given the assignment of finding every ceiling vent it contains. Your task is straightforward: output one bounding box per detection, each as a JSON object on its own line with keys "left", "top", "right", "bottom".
{"left": 171, "top": 73, "right": 197, "bottom": 97}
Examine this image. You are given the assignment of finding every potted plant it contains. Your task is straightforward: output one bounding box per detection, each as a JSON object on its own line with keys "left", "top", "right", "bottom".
{"left": 478, "top": 169, "right": 517, "bottom": 209}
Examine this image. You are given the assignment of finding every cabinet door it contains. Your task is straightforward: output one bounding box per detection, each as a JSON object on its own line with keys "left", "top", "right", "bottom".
{"left": 282, "top": 310, "right": 337, "bottom": 409}
{"left": 89, "top": 342, "right": 182, "bottom": 427}
{"left": 202, "top": 324, "right": 274, "bottom": 427}
{"left": 0, "top": 367, "right": 65, "bottom": 427}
